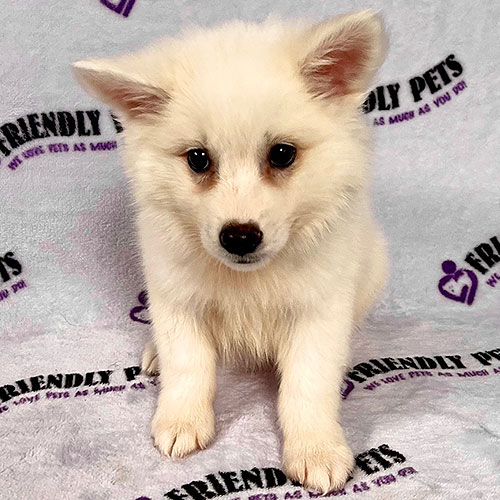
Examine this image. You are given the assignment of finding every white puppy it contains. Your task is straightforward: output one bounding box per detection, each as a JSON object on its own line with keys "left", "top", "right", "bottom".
{"left": 73, "top": 9, "right": 388, "bottom": 493}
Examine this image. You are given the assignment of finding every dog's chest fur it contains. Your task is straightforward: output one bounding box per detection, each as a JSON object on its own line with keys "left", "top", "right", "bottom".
{"left": 202, "top": 291, "right": 296, "bottom": 366}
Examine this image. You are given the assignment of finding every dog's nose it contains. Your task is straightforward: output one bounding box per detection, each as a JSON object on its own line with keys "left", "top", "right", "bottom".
{"left": 219, "top": 222, "right": 263, "bottom": 256}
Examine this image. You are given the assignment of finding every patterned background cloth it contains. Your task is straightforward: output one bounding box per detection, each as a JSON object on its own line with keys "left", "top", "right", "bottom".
{"left": 1, "top": 1, "right": 499, "bottom": 499}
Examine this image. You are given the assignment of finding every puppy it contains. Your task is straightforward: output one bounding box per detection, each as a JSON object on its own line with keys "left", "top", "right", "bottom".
{"left": 73, "top": 9, "right": 388, "bottom": 493}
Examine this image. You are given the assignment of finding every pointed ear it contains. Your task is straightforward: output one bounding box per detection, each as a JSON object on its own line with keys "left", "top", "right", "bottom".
{"left": 72, "top": 58, "right": 170, "bottom": 120}
{"left": 298, "top": 10, "right": 388, "bottom": 100}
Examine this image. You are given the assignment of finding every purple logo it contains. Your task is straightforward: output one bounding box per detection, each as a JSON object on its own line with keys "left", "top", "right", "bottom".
{"left": 130, "top": 290, "right": 151, "bottom": 324}
{"left": 341, "top": 379, "right": 355, "bottom": 400}
{"left": 438, "top": 260, "right": 478, "bottom": 305}
{"left": 101, "top": 0, "right": 136, "bottom": 17}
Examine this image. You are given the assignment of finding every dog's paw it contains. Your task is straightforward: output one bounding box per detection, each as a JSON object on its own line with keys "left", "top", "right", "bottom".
{"left": 283, "top": 430, "right": 354, "bottom": 494}
{"left": 152, "top": 408, "right": 215, "bottom": 459}
{"left": 141, "top": 341, "right": 159, "bottom": 375}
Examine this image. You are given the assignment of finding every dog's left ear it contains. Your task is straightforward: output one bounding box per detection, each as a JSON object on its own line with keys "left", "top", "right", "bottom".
{"left": 72, "top": 58, "right": 170, "bottom": 121}
{"left": 298, "top": 10, "right": 388, "bottom": 100}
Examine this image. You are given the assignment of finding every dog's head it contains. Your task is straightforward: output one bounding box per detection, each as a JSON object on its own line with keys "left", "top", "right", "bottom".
{"left": 73, "top": 11, "right": 387, "bottom": 272}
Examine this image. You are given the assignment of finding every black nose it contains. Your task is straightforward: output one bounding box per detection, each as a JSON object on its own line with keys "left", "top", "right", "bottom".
{"left": 219, "top": 222, "right": 263, "bottom": 256}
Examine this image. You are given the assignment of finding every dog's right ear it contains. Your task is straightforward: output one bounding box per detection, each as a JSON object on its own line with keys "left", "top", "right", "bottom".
{"left": 72, "top": 58, "right": 170, "bottom": 121}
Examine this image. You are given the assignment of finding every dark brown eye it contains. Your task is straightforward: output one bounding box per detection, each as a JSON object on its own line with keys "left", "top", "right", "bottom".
{"left": 187, "top": 148, "right": 210, "bottom": 173}
{"left": 269, "top": 143, "right": 296, "bottom": 168}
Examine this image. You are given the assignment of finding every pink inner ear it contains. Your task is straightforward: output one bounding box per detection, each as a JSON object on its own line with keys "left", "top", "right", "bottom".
{"left": 77, "top": 66, "right": 169, "bottom": 120}
{"left": 316, "top": 45, "right": 366, "bottom": 97}
{"left": 115, "top": 84, "right": 167, "bottom": 119}
{"left": 302, "top": 32, "right": 371, "bottom": 99}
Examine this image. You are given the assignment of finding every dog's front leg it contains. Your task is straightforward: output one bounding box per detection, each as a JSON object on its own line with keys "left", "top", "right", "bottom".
{"left": 278, "top": 300, "right": 354, "bottom": 493}
{"left": 149, "top": 295, "right": 216, "bottom": 459}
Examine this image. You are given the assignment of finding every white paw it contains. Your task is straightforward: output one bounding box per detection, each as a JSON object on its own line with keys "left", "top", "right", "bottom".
{"left": 283, "top": 428, "right": 354, "bottom": 494}
{"left": 152, "top": 407, "right": 214, "bottom": 459}
{"left": 141, "top": 340, "right": 159, "bottom": 375}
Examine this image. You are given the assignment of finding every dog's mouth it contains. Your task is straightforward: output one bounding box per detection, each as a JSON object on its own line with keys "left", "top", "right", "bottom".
{"left": 230, "top": 255, "right": 262, "bottom": 265}
{"left": 219, "top": 251, "right": 270, "bottom": 271}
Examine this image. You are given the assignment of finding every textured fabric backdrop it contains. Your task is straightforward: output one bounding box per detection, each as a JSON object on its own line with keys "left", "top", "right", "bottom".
{"left": 1, "top": 1, "right": 499, "bottom": 499}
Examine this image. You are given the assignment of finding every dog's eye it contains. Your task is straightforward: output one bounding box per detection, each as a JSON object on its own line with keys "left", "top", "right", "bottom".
{"left": 187, "top": 148, "right": 210, "bottom": 173}
{"left": 269, "top": 143, "right": 296, "bottom": 168}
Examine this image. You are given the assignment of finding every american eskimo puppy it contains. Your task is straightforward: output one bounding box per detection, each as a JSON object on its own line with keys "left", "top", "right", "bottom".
{"left": 73, "top": 9, "right": 388, "bottom": 493}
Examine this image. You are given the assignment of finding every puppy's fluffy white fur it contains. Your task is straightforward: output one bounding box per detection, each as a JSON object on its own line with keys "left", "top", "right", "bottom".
{"left": 73, "top": 10, "right": 388, "bottom": 493}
